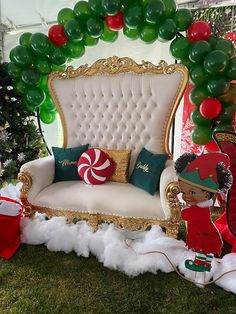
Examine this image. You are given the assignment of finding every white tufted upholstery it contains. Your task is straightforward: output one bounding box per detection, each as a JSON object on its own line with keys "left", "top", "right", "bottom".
{"left": 51, "top": 72, "right": 183, "bottom": 171}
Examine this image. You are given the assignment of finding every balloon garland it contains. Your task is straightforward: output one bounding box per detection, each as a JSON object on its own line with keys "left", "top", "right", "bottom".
{"left": 6, "top": 0, "right": 236, "bottom": 147}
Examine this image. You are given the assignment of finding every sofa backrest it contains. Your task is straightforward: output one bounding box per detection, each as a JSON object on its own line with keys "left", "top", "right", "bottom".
{"left": 48, "top": 56, "right": 188, "bottom": 171}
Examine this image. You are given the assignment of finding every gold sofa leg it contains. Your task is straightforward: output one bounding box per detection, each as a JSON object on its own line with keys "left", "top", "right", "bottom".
{"left": 165, "top": 181, "right": 182, "bottom": 239}
{"left": 165, "top": 223, "right": 179, "bottom": 239}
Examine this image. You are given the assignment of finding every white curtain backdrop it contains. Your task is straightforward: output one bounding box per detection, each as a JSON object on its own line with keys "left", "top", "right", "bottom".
{"left": 2, "top": 0, "right": 183, "bottom": 158}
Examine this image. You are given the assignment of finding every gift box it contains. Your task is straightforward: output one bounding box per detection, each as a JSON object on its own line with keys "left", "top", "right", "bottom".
{"left": 0, "top": 197, "right": 24, "bottom": 260}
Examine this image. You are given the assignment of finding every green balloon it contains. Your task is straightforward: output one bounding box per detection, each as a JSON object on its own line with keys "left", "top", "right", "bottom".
{"left": 41, "top": 94, "right": 57, "bottom": 111}
{"left": 21, "top": 69, "right": 41, "bottom": 86}
{"left": 123, "top": 25, "right": 139, "bottom": 40}
{"left": 208, "top": 36, "right": 217, "bottom": 49}
{"left": 140, "top": 0, "right": 149, "bottom": 6}
{"left": 65, "top": 19, "right": 84, "bottom": 41}
{"left": 190, "top": 109, "right": 212, "bottom": 125}
{"left": 14, "top": 80, "right": 28, "bottom": 95}
{"left": 226, "top": 57, "right": 236, "bottom": 80}
{"left": 217, "top": 104, "right": 235, "bottom": 123}
{"left": 51, "top": 64, "right": 66, "bottom": 71}
{"left": 41, "top": 102, "right": 57, "bottom": 113}
{"left": 189, "top": 86, "right": 210, "bottom": 106}
{"left": 213, "top": 123, "right": 234, "bottom": 132}
{"left": 144, "top": 0, "right": 165, "bottom": 24}
{"left": 25, "top": 87, "right": 46, "bottom": 107}
{"left": 139, "top": 22, "right": 157, "bottom": 43}
{"left": 163, "top": 0, "right": 176, "bottom": 18}
{"left": 191, "top": 126, "right": 212, "bottom": 145}
{"left": 9, "top": 49, "right": 14, "bottom": 62}
{"left": 30, "top": 33, "right": 51, "bottom": 57}
{"left": 189, "top": 66, "right": 209, "bottom": 86}
{"left": 10, "top": 45, "right": 34, "bottom": 68}
{"left": 101, "top": 0, "right": 122, "bottom": 15}
{"left": 50, "top": 47, "right": 67, "bottom": 66}
{"left": 124, "top": 4, "right": 143, "bottom": 29}
{"left": 204, "top": 50, "right": 229, "bottom": 75}
{"left": 86, "top": 17, "right": 104, "bottom": 38}
{"left": 188, "top": 40, "right": 211, "bottom": 64}
{"left": 40, "top": 109, "right": 57, "bottom": 124}
{"left": 122, "top": 0, "right": 136, "bottom": 6}
{"left": 88, "top": 0, "right": 105, "bottom": 17}
{"left": 23, "top": 101, "right": 39, "bottom": 112}
{"left": 65, "top": 41, "right": 85, "bottom": 58}
{"left": 158, "top": 18, "right": 177, "bottom": 42}
{"left": 7, "top": 62, "right": 22, "bottom": 80}
{"left": 83, "top": 33, "right": 99, "bottom": 46}
{"left": 173, "top": 9, "right": 193, "bottom": 31}
{"left": 207, "top": 76, "right": 230, "bottom": 96}
{"left": 57, "top": 8, "right": 75, "bottom": 25}
{"left": 74, "top": 1, "right": 91, "bottom": 21}
{"left": 215, "top": 39, "right": 234, "bottom": 58}
{"left": 180, "top": 58, "right": 194, "bottom": 70}
{"left": 169, "top": 37, "right": 191, "bottom": 60}
{"left": 39, "top": 75, "right": 49, "bottom": 91}
{"left": 100, "top": 22, "right": 118, "bottom": 42}
{"left": 19, "top": 32, "right": 32, "bottom": 47}
{"left": 35, "top": 57, "right": 52, "bottom": 75}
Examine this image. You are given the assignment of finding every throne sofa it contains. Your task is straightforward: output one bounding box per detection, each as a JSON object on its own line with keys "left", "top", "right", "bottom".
{"left": 18, "top": 56, "right": 188, "bottom": 238}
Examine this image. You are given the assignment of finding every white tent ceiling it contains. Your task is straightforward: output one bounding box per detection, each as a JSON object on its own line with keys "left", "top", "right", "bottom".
{"left": 1, "top": 0, "right": 236, "bottom": 31}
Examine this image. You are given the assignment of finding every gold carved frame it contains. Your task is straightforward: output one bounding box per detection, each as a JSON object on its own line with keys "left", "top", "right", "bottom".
{"left": 18, "top": 56, "right": 188, "bottom": 238}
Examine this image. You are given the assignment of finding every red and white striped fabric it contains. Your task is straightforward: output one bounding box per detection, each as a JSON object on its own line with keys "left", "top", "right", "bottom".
{"left": 77, "top": 148, "right": 113, "bottom": 185}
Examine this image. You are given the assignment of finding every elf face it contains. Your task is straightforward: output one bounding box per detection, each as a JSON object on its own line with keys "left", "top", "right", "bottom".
{"left": 178, "top": 180, "right": 210, "bottom": 206}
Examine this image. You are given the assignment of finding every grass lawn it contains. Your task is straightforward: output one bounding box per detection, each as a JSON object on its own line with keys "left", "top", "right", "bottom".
{"left": 1, "top": 221, "right": 236, "bottom": 313}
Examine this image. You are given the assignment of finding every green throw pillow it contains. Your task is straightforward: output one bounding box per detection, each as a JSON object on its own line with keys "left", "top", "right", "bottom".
{"left": 130, "top": 148, "right": 168, "bottom": 195}
{"left": 52, "top": 144, "right": 89, "bottom": 182}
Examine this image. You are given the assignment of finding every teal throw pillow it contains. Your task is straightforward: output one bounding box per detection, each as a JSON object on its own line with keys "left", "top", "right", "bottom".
{"left": 130, "top": 148, "right": 168, "bottom": 195}
{"left": 52, "top": 144, "right": 89, "bottom": 182}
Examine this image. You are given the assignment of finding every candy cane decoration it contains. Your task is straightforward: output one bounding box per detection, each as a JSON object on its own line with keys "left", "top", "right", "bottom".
{"left": 77, "top": 148, "right": 113, "bottom": 185}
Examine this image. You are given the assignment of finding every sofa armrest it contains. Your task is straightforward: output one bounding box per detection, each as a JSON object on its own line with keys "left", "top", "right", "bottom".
{"left": 159, "top": 160, "right": 181, "bottom": 220}
{"left": 18, "top": 156, "right": 55, "bottom": 202}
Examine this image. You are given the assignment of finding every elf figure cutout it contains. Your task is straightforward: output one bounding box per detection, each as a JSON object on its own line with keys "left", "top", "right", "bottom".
{"left": 175, "top": 153, "right": 233, "bottom": 272}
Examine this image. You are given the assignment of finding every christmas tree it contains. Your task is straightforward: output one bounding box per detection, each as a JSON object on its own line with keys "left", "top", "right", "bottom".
{"left": 0, "top": 62, "right": 47, "bottom": 186}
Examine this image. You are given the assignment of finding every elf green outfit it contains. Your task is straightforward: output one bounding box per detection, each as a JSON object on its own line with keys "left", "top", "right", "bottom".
{"left": 178, "top": 152, "right": 231, "bottom": 272}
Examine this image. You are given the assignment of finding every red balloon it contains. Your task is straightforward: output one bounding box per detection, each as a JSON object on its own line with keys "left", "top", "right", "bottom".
{"left": 205, "top": 140, "right": 220, "bottom": 152}
{"left": 225, "top": 31, "right": 236, "bottom": 42}
{"left": 187, "top": 21, "right": 211, "bottom": 42}
{"left": 106, "top": 11, "right": 124, "bottom": 31}
{"left": 200, "top": 98, "right": 222, "bottom": 119}
{"left": 48, "top": 25, "right": 68, "bottom": 46}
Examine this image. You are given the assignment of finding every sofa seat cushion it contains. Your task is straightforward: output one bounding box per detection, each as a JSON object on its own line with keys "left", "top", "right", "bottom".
{"left": 32, "top": 181, "right": 167, "bottom": 220}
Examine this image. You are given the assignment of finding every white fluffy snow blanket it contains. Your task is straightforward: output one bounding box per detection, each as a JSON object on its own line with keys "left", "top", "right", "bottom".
{"left": 1, "top": 183, "right": 236, "bottom": 294}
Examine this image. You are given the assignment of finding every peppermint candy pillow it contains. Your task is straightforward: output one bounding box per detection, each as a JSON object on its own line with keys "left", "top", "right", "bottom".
{"left": 77, "top": 148, "right": 114, "bottom": 185}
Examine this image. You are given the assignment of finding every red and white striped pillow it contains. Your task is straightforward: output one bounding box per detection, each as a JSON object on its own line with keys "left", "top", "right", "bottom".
{"left": 77, "top": 148, "right": 114, "bottom": 185}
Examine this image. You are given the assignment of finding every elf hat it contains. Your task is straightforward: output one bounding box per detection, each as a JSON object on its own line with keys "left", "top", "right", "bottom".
{"left": 179, "top": 153, "right": 230, "bottom": 193}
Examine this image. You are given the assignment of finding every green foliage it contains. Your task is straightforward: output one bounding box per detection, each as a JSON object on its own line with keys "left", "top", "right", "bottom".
{"left": 0, "top": 63, "right": 47, "bottom": 186}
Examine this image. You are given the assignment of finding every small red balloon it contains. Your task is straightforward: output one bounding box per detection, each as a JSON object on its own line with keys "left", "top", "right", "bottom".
{"left": 106, "top": 11, "right": 124, "bottom": 31}
{"left": 200, "top": 98, "right": 222, "bottom": 119}
{"left": 225, "top": 31, "right": 236, "bottom": 42}
{"left": 48, "top": 25, "right": 68, "bottom": 46}
{"left": 187, "top": 21, "right": 211, "bottom": 43}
